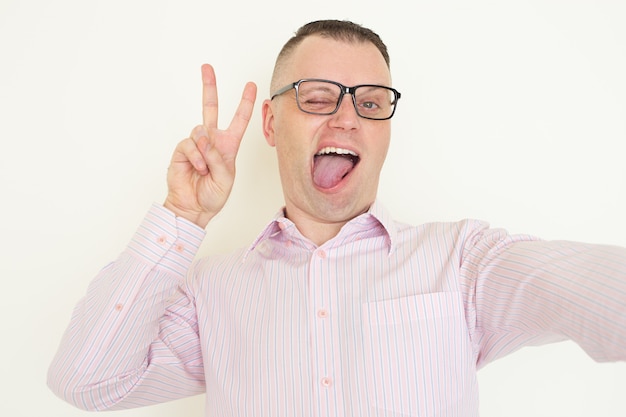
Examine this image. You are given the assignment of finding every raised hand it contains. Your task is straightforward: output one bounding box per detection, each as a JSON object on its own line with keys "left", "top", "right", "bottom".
{"left": 164, "top": 64, "right": 257, "bottom": 228}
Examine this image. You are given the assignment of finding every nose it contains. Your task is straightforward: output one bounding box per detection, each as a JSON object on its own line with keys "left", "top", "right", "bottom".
{"left": 329, "top": 93, "right": 360, "bottom": 129}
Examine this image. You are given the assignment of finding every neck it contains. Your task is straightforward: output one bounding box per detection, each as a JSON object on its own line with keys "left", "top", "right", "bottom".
{"left": 295, "top": 218, "right": 346, "bottom": 247}
{"left": 284, "top": 204, "right": 371, "bottom": 247}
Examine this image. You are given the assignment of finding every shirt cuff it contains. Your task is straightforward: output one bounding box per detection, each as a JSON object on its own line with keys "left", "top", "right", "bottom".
{"left": 127, "top": 203, "right": 206, "bottom": 279}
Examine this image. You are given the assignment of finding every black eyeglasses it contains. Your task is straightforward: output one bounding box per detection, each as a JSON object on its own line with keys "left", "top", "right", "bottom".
{"left": 270, "top": 79, "right": 401, "bottom": 120}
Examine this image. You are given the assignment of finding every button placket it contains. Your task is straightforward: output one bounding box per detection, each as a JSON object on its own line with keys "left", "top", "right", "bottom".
{"left": 308, "top": 246, "right": 339, "bottom": 412}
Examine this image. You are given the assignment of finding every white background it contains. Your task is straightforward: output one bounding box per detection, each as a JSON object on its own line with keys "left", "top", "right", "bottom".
{"left": 1, "top": 0, "right": 625, "bottom": 416}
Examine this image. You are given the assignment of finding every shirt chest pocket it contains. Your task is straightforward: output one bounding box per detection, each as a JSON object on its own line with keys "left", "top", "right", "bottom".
{"left": 361, "top": 292, "right": 478, "bottom": 416}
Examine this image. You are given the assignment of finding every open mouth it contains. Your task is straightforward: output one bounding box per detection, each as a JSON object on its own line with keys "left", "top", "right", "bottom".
{"left": 312, "top": 146, "right": 360, "bottom": 189}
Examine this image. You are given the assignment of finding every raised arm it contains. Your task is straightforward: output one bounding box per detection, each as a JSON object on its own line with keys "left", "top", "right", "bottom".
{"left": 48, "top": 65, "right": 256, "bottom": 410}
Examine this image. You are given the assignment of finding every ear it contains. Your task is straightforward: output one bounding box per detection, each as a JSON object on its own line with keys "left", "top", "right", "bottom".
{"left": 262, "top": 99, "right": 276, "bottom": 147}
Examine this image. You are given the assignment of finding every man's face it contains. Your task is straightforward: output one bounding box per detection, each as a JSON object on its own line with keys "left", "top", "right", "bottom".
{"left": 262, "top": 35, "right": 393, "bottom": 228}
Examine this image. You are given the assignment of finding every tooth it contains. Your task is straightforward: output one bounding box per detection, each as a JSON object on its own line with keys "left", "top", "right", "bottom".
{"left": 316, "top": 147, "right": 357, "bottom": 156}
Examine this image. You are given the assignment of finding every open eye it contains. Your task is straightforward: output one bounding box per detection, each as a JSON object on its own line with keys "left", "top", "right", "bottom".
{"left": 360, "top": 101, "right": 380, "bottom": 110}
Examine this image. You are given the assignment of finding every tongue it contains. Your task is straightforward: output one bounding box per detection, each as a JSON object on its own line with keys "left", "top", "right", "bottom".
{"left": 313, "top": 154, "right": 355, "bottom": 189}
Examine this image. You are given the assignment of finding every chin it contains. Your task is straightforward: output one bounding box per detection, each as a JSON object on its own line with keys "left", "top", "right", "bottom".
{"left": 317, "top": 195, "right": 372, "bottom": 220}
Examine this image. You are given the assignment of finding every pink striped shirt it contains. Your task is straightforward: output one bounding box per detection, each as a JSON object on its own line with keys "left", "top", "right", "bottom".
{"left": 48, "top": 202, "right": 626, "bottom": 416}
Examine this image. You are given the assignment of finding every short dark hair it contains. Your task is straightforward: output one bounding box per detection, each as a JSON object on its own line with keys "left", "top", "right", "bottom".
{"left": 278, "top": 20, "right": 389, "bottom": 67}
{"left": 271, "top": 20, "right": 391, "bottom": 91}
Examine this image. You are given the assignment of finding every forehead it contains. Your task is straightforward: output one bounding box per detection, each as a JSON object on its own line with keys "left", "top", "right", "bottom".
{"left": 280, "top": 35, "right": 391, "bottom": 86}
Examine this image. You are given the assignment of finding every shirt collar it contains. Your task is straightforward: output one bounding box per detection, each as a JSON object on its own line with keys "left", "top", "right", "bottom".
{"left": 245, "top": 200, "right": 397, "bottom": 258}
{"left": 366, "top": 200, "right": 397, "bottom": 253}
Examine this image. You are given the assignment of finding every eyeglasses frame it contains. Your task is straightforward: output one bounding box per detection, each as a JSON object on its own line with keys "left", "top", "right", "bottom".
{"left": 270, "top": 78, "right": 401, "bottom": 121}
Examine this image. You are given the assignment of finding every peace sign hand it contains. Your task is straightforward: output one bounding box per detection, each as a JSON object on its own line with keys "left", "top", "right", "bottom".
{"left": 164, "top": 64, "right": 257, "bottom": 228}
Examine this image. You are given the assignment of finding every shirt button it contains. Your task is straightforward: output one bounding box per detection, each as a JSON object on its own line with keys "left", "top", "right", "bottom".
{"left": 157, "top": 236, "right": 167, "bottom": 245}
{"left": 316, "top": 250, "right": 327, "bottom": 259}
{"left": 175, "top": 244, "right": 185, "bottom": 253}
{"left": 317, "top": 309, "right": 329, "bottom": 319}
{"left": 321, "top": 377, "right": 333, "bottom": 387}
{"left": 114, "top": 303, "right": 123, "bottom": 311}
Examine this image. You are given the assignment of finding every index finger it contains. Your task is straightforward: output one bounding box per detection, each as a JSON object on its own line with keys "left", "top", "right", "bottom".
{"left": 201, "top": 64, "right": 218, "bottom": 129}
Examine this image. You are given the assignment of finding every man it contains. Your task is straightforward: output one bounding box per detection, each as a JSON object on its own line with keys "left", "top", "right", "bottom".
{"left": 48, "top": 20, "right": 626, "bottom": 416}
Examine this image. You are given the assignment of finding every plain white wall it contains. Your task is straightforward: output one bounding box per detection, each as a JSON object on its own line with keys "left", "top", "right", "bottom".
{"left": 1, "top": 0, "right": 624, "bottom": 416}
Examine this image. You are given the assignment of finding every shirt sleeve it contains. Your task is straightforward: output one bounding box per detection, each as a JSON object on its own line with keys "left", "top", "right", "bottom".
{"left": 460, "top": 226, "right": 626, "bottom": 368}
{"left": 47, "top": 204, "right": 207, "bottom": 411}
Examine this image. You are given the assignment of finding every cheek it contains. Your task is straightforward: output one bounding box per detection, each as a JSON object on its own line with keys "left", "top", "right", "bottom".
{"left": 378, "top": 140, "right": 391, "bottom": 164}
{"left": 273, "top": 118, "right": 320, "bottom": 167}
{"left": 369, "top": 130, "right": 391, "bottom": 166}
{"left": 275, "top": 140, "right": 308, "bottom": 178}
